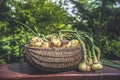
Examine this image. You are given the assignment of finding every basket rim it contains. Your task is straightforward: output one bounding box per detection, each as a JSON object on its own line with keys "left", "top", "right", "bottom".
{"left": 24, "top": 44, "right": 82, "bottom": 50}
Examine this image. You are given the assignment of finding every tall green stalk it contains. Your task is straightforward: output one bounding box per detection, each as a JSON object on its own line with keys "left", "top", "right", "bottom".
{"left": 94, "top": 46, "right": 101, "bottom": 62}
{"left": 84, "top": 34, "right": 98, "bottom": 63}
{"left": 87, "top": 45, "right": 93, "bottom": 64}
{"left": 14, "top": 20, "right": 39, "bottom": 37}
{"left": 76, "top": 35, "right": 87, "bottom": 63}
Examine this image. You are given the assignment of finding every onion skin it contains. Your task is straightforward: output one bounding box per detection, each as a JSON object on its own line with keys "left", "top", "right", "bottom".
{"left": 41, "top": 42, "right": 50, "bottom": 48}
{"left": 70, "top": 39, "right": 79, "bottom": 47}
{"left": 62, "top": 42, "right": 71, "bottom": 47}
{"left": 51, "top": 36, "right": 61, "bottom": 47}
{"left": 78, "top": 62, "right": 91, "bottom": 72}
{"left": 35, "top": 42, "right": 42, "bottom": 47}
{"left": 31, "top": 37, "right": 43, "bottom": 42}
{"left": 52, "top": 39, "right": 61, "bottom": 47}
{"left": 92, "top": 63, "right": 103, "bottom": 71}
{"left": 88, "top": 58, "right": 93, "bottom": 65}
{"left": 61, "top": 39, "right": 69, "bottom": 45}
{"left": 30, "top": 37, "right": 43, "bottom": 47}
{"left": 30, "top": 42, "right": 42, "bottom": 47}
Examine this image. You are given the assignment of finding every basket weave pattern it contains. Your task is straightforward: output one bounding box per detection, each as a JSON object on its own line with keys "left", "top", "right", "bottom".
{"left": 24, "top": 44, "right": 83, "bottom": 72}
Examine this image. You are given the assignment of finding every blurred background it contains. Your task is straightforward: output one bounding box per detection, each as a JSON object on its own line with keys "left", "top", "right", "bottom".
{"left": 0, "top": 0, "right": 120, "bottom": 64}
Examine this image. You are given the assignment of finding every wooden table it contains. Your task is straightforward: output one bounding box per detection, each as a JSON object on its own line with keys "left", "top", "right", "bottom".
{"left": 0, "top": 63, "right": 120, "bottom": 80}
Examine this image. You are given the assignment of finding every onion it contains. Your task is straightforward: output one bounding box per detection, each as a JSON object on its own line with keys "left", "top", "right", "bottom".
{"left": 61, "top": 39, "right": 69, "bottom": 44}
{"left": 41, "top": 42, "right": 50, "bottom": 48}
{"left": 78, "top": 61, "right": 91, "bottom": 72}
{"left": 62, "top": 42, "right": 71, "bottom": 47}
{"left": 52, "top": 39, "right": 61, "bottom": 47}
{"left": 51, "top": 36, "right": 61, "bottom": 47}
{"left": 34, "top": 42, "right": 42, "bottom": 47}
{"left": 61, "top": 40, "right": 71, "bottom": 47}
{"left": 30, "top": 37, "right": 43, "bottom": 47}
{"left": 92, "top": 63, "right": 103, "bottom": 71}
{"left": 70, "top": 39, "right": 79, "bottom": 47}
{"left": 31, "top": 37, "right": 43, "bottom": 42}
{"left": 91, "top": 46, "right": 103, "bottom": 71}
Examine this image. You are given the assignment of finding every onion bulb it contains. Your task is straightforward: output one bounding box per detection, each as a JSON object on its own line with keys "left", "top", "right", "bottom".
{"left": 92, "top": 63, "right": 103, "bottom": 71}
{"left": 62, "top": 42, "right": 71, "bottom": 47}
{"left": 78, "top": 61, "right": 91, "bottom": 72}
{"left": 70, "top": 39, "right": 79, "bottom": 47}
{"left": 41, "top": 42, "right": 50, "bottom": 48}
{"left": 51, "top": 36, "right": 61, "bottom": 47}
{"left": 62, "top": 40, "right": 71, "bottom": 47}
{"left": 30, "top": 37, "right": 43, "bottom": 47}
{"left": 61, "top": 39, "right": 69, "bottom": 44}
{"left": 31, "top": 37, "right": 43, "bottom": 42}
{"left": 33, "top": 42, "right": 42, "bottom": 47}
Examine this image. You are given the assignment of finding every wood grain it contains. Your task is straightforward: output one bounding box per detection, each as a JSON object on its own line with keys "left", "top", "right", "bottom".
{"left": 0, "top": 63, "right": 120, "bottom": 80}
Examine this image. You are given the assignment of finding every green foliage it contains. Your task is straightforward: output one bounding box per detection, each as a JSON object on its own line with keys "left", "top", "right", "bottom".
{"left": 0, "top": 0, "right": 72, "bottom": 64}
{"left": 0, "top": 27, "right": 33, "bottom": 63}
{"left": 69, "top": 0, "right": 120, "bottom": 59}
{"left": 12, "top": 0, "right": 72, "bottom": 34}
{"left": 101, "top": 39, "right": 120, "bottom": 59}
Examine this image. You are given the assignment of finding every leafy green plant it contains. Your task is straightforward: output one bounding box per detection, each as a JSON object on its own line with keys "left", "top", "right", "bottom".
{"left": 0, "top": 0, "right": 72, "bottom": 64}
{"left": 0, "top": 27, "right": 33, "bottom": 64}
{"left": 67, "top": 0, "right": 120, "bottom": 59}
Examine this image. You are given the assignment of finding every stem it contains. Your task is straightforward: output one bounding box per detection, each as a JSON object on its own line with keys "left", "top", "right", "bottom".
{"left": 34, "top": 26, "right": 41, "bottom": 36}
{"left": 59, "top": 32, "right": 63, "bottom": 41}
{"left": 14, "top": 20, "right": 38, "bottom": 37}
{"left": 85, "top": 35, "right": 98, "bottom": 63}
{"left": 41, "top": 34, "right": 48, "bottom": 42}
{"left": 102, "top": 59, "right": 120, "bottom": 69}
{"left": 59, "top": 29, "right": 77, "bottom": 33}
{"left": 87, "top": 45, "right": 93, "bottom": 64}
{"left": 88, "top": 47, "right": 92, "bottom": 60}
{"left": 94, "top": 46, "right": 101, "bottom": 62}
{"left": 75, "top": 34, "right": 88, "bottom": 63}
{"left": 92, "top": 45, "right": 98, "bottom": 63}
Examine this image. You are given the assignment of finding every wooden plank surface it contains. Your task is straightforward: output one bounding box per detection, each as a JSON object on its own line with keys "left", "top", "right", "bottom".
{"left": 0, "top": 63, "right": 120, "bottom": 80}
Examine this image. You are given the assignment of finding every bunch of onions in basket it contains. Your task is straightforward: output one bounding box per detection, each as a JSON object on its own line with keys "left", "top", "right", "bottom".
{"left": 29, "top": 33, "right": 81, "bottom": 48}
{"left": 59, "top": 29, "right": 103, "bottom": 72}
{"left": 24, "top": 32, "right": 83, "bottom": 72}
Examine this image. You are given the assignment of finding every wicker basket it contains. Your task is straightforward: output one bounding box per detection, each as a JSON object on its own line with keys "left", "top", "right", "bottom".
{"left": 24, "top": 44, "right": 83, "bottom": 72}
